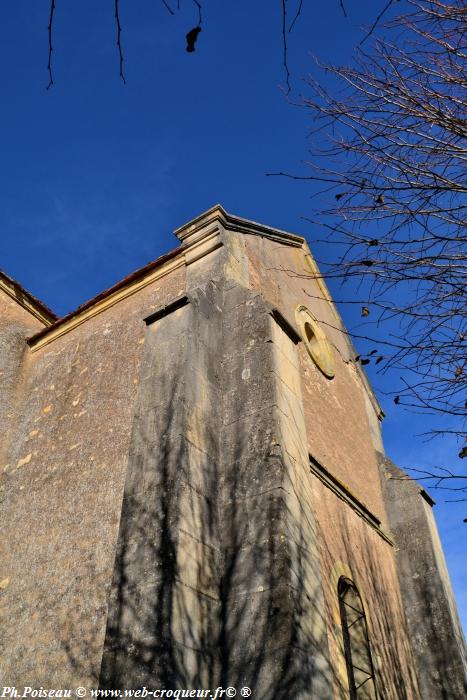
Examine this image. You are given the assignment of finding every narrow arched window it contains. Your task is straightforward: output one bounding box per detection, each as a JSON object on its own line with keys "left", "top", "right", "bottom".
{"left": 338, "top": 577, "right": 378, "bottom": 699}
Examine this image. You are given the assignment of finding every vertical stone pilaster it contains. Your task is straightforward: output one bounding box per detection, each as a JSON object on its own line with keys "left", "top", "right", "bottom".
{"left": 100, "top": 226, "right": 332, "bottom": 695}
{"left": 217, "top": 290, "right": 332, "bottom": 699}
{"left": 379, "top": 455, "right": 467, "bottom": 699}
{"left": 270, "top": 313, "right": 332, "bottom": 699}
{"left": 100, "top": 288, "right": 223, "bottom": 688}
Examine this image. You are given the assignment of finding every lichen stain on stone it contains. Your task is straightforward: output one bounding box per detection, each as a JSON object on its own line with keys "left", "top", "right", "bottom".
{"left": 16, "top": 453, "right": 32, "bottom": 469}
{"left": 42, "top": 404, "right": 53, "bottom": 414}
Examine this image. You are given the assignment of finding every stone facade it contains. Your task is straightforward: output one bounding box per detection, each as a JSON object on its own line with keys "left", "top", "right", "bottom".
{"left": 1, "top": 205, "right": 466, "bottom": 698}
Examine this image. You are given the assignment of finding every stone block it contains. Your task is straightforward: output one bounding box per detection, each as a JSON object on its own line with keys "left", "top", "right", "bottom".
{"left": 220, "top": 406, "right": 280, "bottom": 472}
{"left": 219, "top": 450, "right": 285, "bottom": 502}
{"left": 100, "top": 637, "right": 217, "bottom": 689}
{"left": 221, "top": 618, "right": 332, "bottom": 700}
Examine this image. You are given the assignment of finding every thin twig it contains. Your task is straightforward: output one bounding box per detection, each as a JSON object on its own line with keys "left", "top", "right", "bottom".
{"left": 360, "top": 0, "right": 395, "bottom": 45}
{"left": 289, "top": 0, "right": 303, "bottom": 32}
{"left": 114, "top": 0, "right": 126, "bottom": 84}
{"left": 281, "top": 0, "right": 291, "bottom": 93}
{"left": 193, "top": 0, "right": 202, "bottom": 24}
{"left": 161, "top": 0, "right": 175, "bottom": 15}
{"left": 46, "top": 0, "right": 55, "bottom": 90}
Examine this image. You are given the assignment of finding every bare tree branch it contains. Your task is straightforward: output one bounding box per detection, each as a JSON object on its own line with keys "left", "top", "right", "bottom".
{"left": 298, "top": 0, "right": 466, "bottom": 437}
{"left": 115, "top": 0, "right": 126, "bottom": 84}
{"left": 42, "top": 1, "right": 394, "bottom": 91}
{"left": 161, "top": 0, "right": 175, "bottom": 16}
{"left": 359, "top": 0, "right": 396, "bottom": 45}
{"left": 281, "top": 0, "right": 291, "bottom": 93}
{"left": 46, "top": 0, "right": 55, "bottom": 90}
{"left": 192, "top": 0, "right": 202, "bottom": 25}
{"left": 289, "top": 0, "right": 304, "bottom": 33}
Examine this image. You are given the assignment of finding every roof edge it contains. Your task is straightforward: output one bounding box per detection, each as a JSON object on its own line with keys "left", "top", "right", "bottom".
{"left": 0, "top": 271, "right": 57, "bottom": 326}
{"left": 174, "top": 204, "right": 305, "bottom": 247}
{"left": 28, "top": 244, "right": 183, "bottom": 350}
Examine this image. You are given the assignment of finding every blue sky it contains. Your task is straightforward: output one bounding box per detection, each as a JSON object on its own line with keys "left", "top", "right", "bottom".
{"left": 1, "top": 1, "right": 465, "bottom": 631}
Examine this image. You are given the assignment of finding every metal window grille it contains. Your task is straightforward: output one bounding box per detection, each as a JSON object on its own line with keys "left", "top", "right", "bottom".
{"left": 338, "top": 577, "right": 378, "bottom": 699}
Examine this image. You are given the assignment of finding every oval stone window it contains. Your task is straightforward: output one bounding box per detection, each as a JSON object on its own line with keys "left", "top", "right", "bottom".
{"left": 295, "top": 304, "right": 335, "bottom": 378}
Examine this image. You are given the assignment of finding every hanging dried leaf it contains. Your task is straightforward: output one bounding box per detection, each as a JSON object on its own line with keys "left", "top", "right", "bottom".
{"left": 186, "top": 26, "right": 202, "bottom": 52}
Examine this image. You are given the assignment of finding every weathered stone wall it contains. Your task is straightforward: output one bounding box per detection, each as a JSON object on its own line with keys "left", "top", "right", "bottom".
{"left": 243, "top": 234, "right": 385, "bottom": 517}
{"left": 100, "top": 289, "right": 223, "bottom": 687}
{"left": 0, "top": 266, "right": 186, "bottom": 686}
{"left": 243, "top": 232, "right": 422, "bottom": 697}
{"left": 0, "top": 289, "right": 45, "bottom": 462}
{"left": 1, "top": 207, "right": 463, "bottom": 697}
{"left": 312, "top": 479, "right": 420, "bottom": 699}
{"left": 100, "top": 228, "right": 333, "bottom": 697}
{"left": 379, "top": 455, "right": 467, "bottom": 699}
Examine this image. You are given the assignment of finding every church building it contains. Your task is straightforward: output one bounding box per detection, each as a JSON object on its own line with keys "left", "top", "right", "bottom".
{"left": 1, "top": 205, "right": 466, "bottom": 698}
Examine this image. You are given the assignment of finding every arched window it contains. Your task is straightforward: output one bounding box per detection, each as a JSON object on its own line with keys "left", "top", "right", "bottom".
{"left": 338, "top": 577, "right": 378, "bottom": 699}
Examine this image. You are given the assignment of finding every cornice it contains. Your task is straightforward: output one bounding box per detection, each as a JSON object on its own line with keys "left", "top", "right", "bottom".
{"left": 309, "top": 455, "right": 394, "bottom": 546}
{"left": 27, "top": 215, "right": 225, "bottom": 352}
{"left": 28, "top": 253, "right": 186, "bottom": 352}
{"left": 0, "top": 272, "right": 57, "bottom": 326}
{"left": 26, "top": 206, "right": 310, "bottom": 352}
{"left": 174, "top": 204, "right": 305, "bottom": 248}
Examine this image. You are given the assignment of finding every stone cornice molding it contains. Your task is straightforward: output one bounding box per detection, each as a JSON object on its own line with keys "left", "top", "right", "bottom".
{"left": 24, "top": 203, "right": 389, "bottom": 433}
{"left": 174, "top": 204, "right": 305, "bottom": 248}
{"left": 309, "top": 455, "right": 394, "bottom": 546}
{"left": 0, "top": 271, "right": 56, "bottom": 326}
{"left": 28, "top": 253, "right": 186, "bottom": 352}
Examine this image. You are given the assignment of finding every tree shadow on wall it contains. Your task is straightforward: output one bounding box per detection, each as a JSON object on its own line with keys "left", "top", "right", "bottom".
{"left": 328, "top": 506, "right": 421, "bottom": 700}
{"left": 95, "top": 286, "right": 337, "bottom": 697}
{"left": 56, "top": 283, "right": 454, "bottom": 697}
{"left": 325, "top": 500, "right": 466, "bottom": 699}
